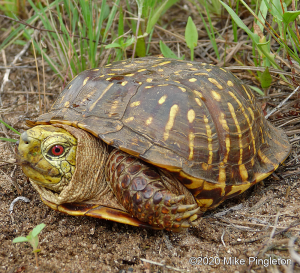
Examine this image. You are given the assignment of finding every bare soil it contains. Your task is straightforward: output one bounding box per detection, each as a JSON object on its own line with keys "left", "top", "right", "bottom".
{"left": 1, "top": 23, "right": 300, "bottom": 273}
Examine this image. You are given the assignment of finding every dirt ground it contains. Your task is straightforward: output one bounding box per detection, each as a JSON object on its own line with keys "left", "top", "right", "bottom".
{"left": 1, "top": 31, "right": 300, "bottom": 273}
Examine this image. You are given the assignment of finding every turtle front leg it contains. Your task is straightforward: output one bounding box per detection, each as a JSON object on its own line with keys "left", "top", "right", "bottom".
{"left": 106, "top": 150, "right": 200, "bottom": 231}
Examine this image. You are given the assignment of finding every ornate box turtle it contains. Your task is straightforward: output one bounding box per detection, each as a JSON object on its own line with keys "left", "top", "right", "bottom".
{"left": 17, "top": 57, "right": 291, "bottom": 231}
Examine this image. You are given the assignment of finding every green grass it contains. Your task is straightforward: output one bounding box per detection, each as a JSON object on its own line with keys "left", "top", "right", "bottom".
{"left": 220, "top": 0, "right": 300, "bottom": 89}
{"left": 0, "top": 0, "right": 298, "bottom": 96}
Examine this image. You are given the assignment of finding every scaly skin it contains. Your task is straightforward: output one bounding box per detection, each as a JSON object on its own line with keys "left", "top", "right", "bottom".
{"left": 17, "top": 125, "right": 77, "bottom": 192}
{"left": 18, "top": 125, "right": 200, "bottom": 231}
{"left": 106, "top": 149, "right": 200, "bottom": 231}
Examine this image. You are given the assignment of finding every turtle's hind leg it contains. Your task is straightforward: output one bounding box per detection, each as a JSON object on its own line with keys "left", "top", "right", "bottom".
{"left": 105, "top": 150, "right": 200, "bottom": 231}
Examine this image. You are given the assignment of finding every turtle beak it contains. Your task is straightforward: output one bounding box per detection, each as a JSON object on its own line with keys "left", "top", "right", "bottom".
{"left": 17, "top": 131, "right": 39, "bottom": 164}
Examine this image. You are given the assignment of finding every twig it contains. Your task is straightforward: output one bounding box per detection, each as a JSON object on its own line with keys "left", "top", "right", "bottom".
{"left": 0, "top": 168, "right": 22, "bottom": 195}
{"left": 9, "top": 196, "right": 30, "bottom": 213}
{"left": 140, "top": 258, "right": 188, "bottom": 272}
{"left": 226, "top": 66, "right": 300, "bottom": 79}
{"left": 0, "top": 31, "right": 38, "bottom": 105}
{"left": 221, "top": 230, "right": 227, "bottom": 248}
{"left": 288, "top": 237, "right": 300, "bottom": 264}
{"left": 265, "top": 86, "right": 300, "bottom": 119}
{"left": 31, "top": 39, "right": 41, "bottom": 115}
{"left": 0, "top": 14, "right": 105, "bottom": 45}
{"left": 210, "top": 204, "right": 243, "bottom": 217}
{"left": 231, "top": 219, "right": 300, "bottom": 245}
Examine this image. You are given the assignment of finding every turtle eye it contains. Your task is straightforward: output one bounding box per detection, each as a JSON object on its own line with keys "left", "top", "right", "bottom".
{"left": 50, "top": 145, "right": 64, "bottom": 156}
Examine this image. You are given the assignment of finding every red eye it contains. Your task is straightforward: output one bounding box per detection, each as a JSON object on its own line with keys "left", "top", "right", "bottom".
{"left": 51, "top": 145, "right": 64, "bottom": 156}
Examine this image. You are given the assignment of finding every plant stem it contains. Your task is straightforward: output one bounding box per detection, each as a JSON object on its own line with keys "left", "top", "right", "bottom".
{"left": 35, "top": 252, "right": 39, "bottom": 268}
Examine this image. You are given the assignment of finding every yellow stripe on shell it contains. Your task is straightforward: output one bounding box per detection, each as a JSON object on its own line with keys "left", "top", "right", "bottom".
{"left": 224, "top": 183, "right": 251, "bottom": 198}
{"left": 83, "top": 77, "right": 89, "bottom": 86}
{"left": 211, "top": 90, "right": 221, "bottom": 101}
{"left": 239, "top": 164, "right": 248, "bottom": 182}
{"left": 258, "top": 150, "right": 277, "bottom": 168}
{"left": 89, "top": 82, "right": 114, "bottom": 111}
{"left": 227, "top": 80, "right": 234, "bottom": 86}
{"left": 108, "top": 100, "right": 119, "bottom": 117}
{"left": 193, "top": 90, "right": 203, "bottom": 99}
{"left": 203, "top": 115, "right": 213, "bottom": 165}
{"left": 152, "top": 61, "right": 172, "bottom": 67}
{"left": 208, "top": 78, "right": 223, "bottom": 89}
{"left": 194, "top": 73, "right": 208, "bottom": 76}
{"left": 164, "top": 104, "right": 179, "bottom": 141}
{"left": 188, "top": 132, "right": 195, "bottom": 160}
{"left": 130, "top": 101, "right": 141, "bottom": 107}
{"left": 228, "top": 91, "right": 256, "bottom": 155}
{"left": 179, "top": 171, "right": 204, "bottom": 188}
{"left": 218, "top": 112, "right": 230, "bottom": 163}
{"left": 260, "top": 126, "right": 265, "bottom": 143}
{"left": 145, "top": 117, "right": 153, "bottom": 125}
{"left": 227, "top": 102, "right": 243, "bottom": 164}
{"left": 254, "top": 171, "right": 274, "bottom": 183}
{"left": 196, "top": 181, "right": 226, "bottom": 208}
{"left": 195, "top": 97, "right": 202, "bottom": 106}
{"left": 124, "top": 117, "right": 134, "bottom": 122}
{"left": 121, "top": 81, "right": 128, "bottom": 86}
{"left": 242, "top": 85, "right": 252, "bottom": 101}
{"left": 158, "top": 95, "right": 167, "bottom": 104}
{"left": 218, "top": 162, "right": 226, "bottom": 183}
{"left": 187, "top": 109, "right": 195, "bottom": 123}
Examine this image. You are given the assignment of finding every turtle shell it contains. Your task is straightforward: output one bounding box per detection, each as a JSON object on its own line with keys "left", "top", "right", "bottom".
{"left": 28, "top": 57, "right": 291, "bottom": 209}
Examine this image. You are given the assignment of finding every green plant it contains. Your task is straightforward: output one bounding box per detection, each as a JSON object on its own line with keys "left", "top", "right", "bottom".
{"left": 159, "top": 16, "right": 198, "bottom": 60}
{"left": 0, "top": 0, "right": 25, "bottom": 17}
{"left": 106, "top": 0, "right": 179, "bottom": 58}
{"left": 220, "top": 0, "right": 300, "bottom": 89}
{"left": 189, "top": 0, "right": 220, "bottom": 60}
{"left": 159, "top": 40, "right": 183, "bottom": 59}
{"left": 185, "top": 16, "right": 198, "bottom": 61}
{"left": 0, "top": 119, "right": 20, "bottom": 143}
{"left": 13, "top": 223, "right": 46, "bottom": 267}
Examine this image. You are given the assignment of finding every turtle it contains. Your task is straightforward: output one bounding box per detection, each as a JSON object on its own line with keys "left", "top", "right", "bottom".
{"left": 17, "top": 57, "right": 291, "bottom": 232}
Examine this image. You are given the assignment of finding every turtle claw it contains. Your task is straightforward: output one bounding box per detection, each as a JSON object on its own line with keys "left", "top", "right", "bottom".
{"left": 182, "top": 207, "right": 201, "bottom": 219}
{"left": 177, "top": 203, "right": 198, "bottom": 213}
{"left": 180, "top": 221, "right": 191, "bottom": 228}
{"left": 168, "top": 195, "right": 185, "bottom": 205}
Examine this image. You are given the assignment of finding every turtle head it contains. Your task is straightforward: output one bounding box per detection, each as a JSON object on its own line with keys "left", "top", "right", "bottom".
{"left": 17, "top": 125, "right": 77, "bottom": 192}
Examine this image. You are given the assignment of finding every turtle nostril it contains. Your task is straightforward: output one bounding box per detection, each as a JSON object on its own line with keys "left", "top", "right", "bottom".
{"left": 20, "top": 132, "right": 30, "bottom": 145}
